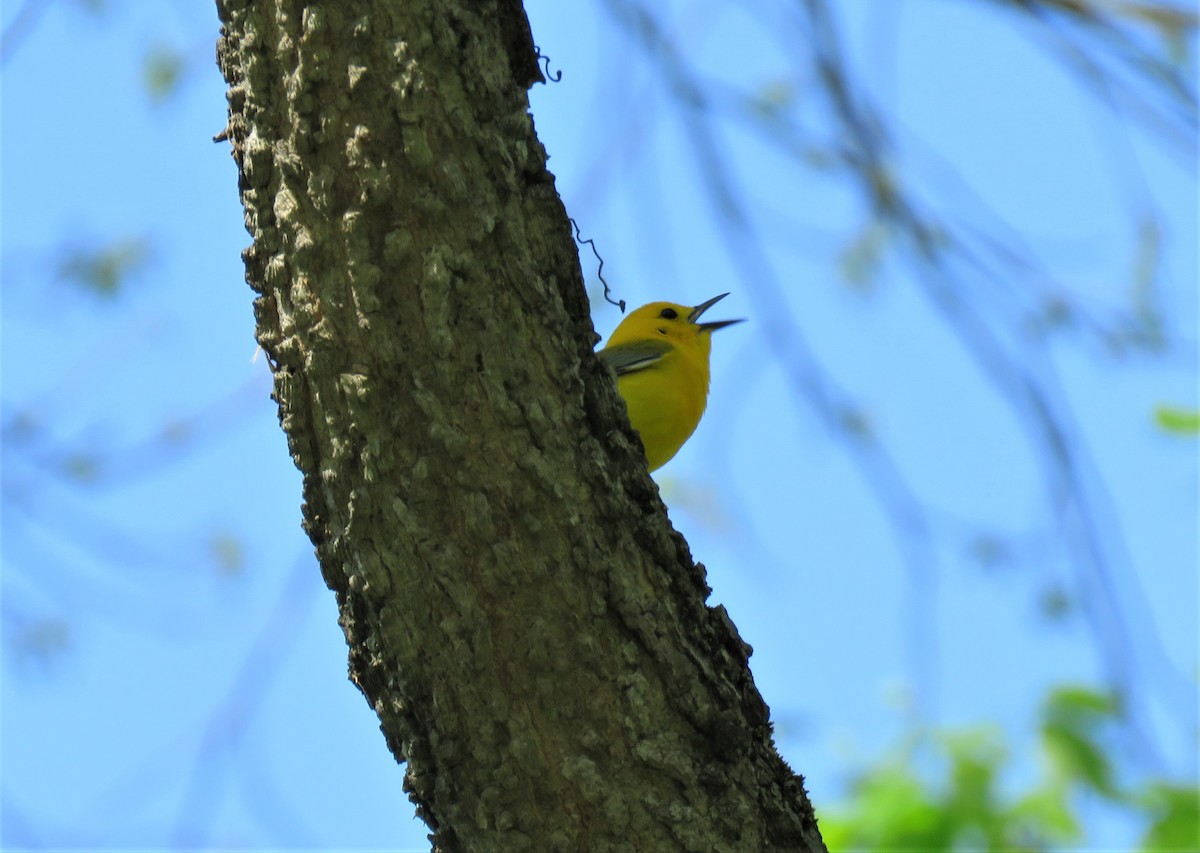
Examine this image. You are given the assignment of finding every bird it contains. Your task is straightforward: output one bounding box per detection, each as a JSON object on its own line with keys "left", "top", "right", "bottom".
{"left": 597, "top": 293, "right": 743, "bottom": 472}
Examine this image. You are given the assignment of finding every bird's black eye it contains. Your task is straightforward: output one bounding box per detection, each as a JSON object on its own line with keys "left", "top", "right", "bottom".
{"left": 659, "top": 307, "right": 678, "bottom": 320}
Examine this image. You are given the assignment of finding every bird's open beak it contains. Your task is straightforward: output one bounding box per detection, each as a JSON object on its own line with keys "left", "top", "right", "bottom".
{"left": 689, "top": 292, "right": 744, "bottom": 332}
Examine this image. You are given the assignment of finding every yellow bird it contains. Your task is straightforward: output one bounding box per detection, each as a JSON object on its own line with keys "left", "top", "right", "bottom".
{"left": 598, "top": 293, "right": 743, "bottom": 472}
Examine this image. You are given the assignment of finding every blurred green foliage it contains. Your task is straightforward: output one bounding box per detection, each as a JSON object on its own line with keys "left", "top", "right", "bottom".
{"left": 819, "top": 685, "right": 1199, "bottom": 851}
{"left": 55, "top": 236, "right": 151, "bottom": 297}
{"left": 143, "top": 44, "right": 184, "bottom": 102}
{"left": 1154, "top": 406, "right": 1200, "bottom": 435}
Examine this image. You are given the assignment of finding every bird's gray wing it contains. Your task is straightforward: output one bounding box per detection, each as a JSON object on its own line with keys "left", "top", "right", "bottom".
{"left": 596, "top": 339, "right": 673, "bottom": 376}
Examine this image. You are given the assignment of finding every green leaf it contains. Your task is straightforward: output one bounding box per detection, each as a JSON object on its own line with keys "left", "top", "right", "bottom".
{"left": 749, "top": 80, "right": 795, "bottom": 116}
{"left": 837, "top": 405, "right": 874, "bottom": 440}
{"left": 940, "top": 728, "right": 1010, "bottom": 846}
{"left": 144, "top": 45, "right": 185, "bottom": 102}
{"left": 209, "top": 533, "right": 245, "bottom": 577}
{"left": 1043, "top": 685, "right": 1120, "bottom": 722}
{"left": 12, "top": 618, "right": 71, "bottom": 666}
{"left": 838, "top": 766, "right": 956, "bottom": 850}
{"left": 1038, "top": 585, "right": 1074, "bottom": 621}
{"left": 1140, "top": 782, "right": 1200, "bottom": 852}
{"left": 1010, "top": 783, "right": 1081, "bottom": 844}
{"left": 1043, "top": 722, "right": 1118, "bottom": 798}
{"left": 1154, "top": 405, "right": 1200, "bottom": 435}
{"left": 967, "top": 534, "right": 1012, "bottom": 570}
{"left": 1040, "top": 687, "right": 1122, "bottom": 799}
{"left": 839, "top": 220, "right": 889, "bottom": 290}
{"left": 62, "top": 453, "right": 100, "bottom": 482}
{"left": 821, "top": 687, "right": 1189, "bottom": 852}
{"left": 57, "top": 237, "right": 151, "bottom": 297}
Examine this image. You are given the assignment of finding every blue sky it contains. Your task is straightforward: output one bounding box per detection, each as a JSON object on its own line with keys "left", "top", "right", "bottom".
{"left": 2, "top": 0, "right": 1196, "bottom": 849}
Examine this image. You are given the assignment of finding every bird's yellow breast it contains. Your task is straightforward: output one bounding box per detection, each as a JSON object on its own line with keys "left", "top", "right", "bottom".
{"left": 615, "top": 348, "right": 709, "bottom": 471}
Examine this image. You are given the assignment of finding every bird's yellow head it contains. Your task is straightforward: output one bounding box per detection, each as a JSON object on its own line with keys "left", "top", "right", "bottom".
{"left": 598, "top": 293, "right": 743, "bottom": 471}
{"left": 605, "top": 293, "right": 744, "bottom": 357}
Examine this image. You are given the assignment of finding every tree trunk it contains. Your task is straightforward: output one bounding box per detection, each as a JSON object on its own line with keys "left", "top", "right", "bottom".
{"left": 214, "top": 1, "right": 826, "bottom": 850}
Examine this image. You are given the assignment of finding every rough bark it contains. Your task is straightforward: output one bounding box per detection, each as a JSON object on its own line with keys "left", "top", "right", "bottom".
{"left": 215, "top": 1, "right": 826, "bottom": 850}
